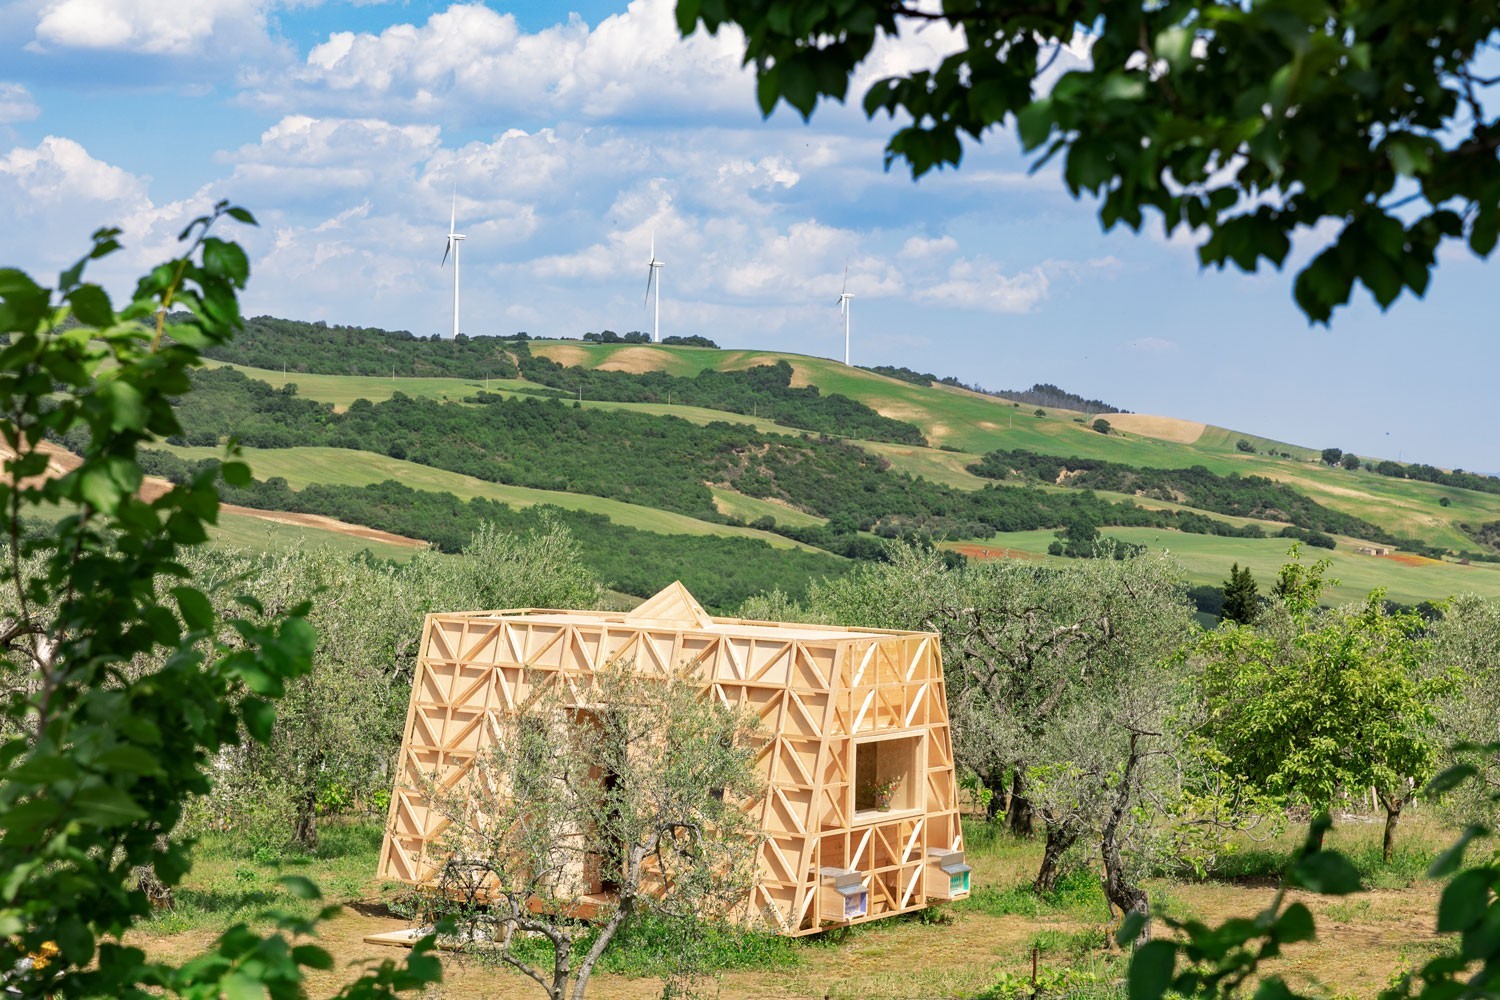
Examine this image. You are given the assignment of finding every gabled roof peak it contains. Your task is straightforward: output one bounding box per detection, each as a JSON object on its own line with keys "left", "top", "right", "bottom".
{"left": 624, "top": 581, "right": 714, "bottom": 629}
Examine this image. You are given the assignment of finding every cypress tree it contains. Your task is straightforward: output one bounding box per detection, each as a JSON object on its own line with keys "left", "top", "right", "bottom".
{"left": 1221, "top": 562, "right": 1260, "bottom": 624}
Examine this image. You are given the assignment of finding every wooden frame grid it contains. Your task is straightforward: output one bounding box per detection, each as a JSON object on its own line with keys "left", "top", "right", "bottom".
{"left": 378, "top": 582, "right": 967, "bottom": 935}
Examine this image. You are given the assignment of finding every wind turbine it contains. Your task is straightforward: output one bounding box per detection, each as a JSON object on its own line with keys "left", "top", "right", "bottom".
{"left": 644, "top": 233, "right": 663, "bottom": 343}
{"left": 441, "top": 193, "right": 466, "bottom": 340}
{"left": 837, "top": 266, "right": 855, "bottom": 366}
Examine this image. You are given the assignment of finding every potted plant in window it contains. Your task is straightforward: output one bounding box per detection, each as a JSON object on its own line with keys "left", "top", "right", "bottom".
{"left": 865, "top": 778, "right": 898, "bottom": 812}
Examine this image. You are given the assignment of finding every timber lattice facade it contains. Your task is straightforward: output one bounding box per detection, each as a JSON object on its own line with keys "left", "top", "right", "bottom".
{"left": 378, "top": 582, "right": 969, "bottom": 935}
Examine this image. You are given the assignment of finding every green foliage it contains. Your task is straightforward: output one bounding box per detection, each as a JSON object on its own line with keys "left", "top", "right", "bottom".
{"left": 514, "top": 355, "right": 927, "bottom": 445}
{"left": 202, "top": 314, "right": 522, "bottom": 378}
{"left": 967, "top": 448, "right": 1389, "bottom": 543}
{"left": 1342, "top": 453, "right": 1363, "bottom": 471}
{"left": 1322, "top": 448, "right": 1345, "bottom": 467}
{"left": 1219, "top": 563, "right": 1259, "bottom": 625}
{"left": 1092, "top": 419, "right": 1112, "bottom": 435}
{"left": 976, "top": 966, "right": 1117, "bottom": 1000}
{"left": 683, "top": 2, "right": 1500, "bottom": 323}
{"left": 157, "top": 368, "right": 1268, "bottom": 556}
{"left": 0, "top": 210, "right": 438, "bottom": 997}
{"left": 1197, "top": 553, "right": 1456, "bottom": 830}
{"left": 1123, "top": 755, "right": 1500, "bottom": 999}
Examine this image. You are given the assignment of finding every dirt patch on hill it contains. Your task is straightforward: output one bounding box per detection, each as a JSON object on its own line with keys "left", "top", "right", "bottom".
{"left": 1105, "top": 413, "right": 1206, "bottom": 443}
{"left": 1379, "top": 552, "right": 1446, "bottom": 567}
{"left": 718, "top": 353, "right": 816, "bottom": 387}
{"left": 950, "top": 543, "right": 1044, "bottom": 562}
{"left": 596, "top": 347, "right": 671, "bottom": 374}
{"left": 6, "top": 441, "right": 426, "bottom": 551}
{"left": 220, "top": 506, "right": 427, "bottom": 548}
{"left": 530, "top": 343, "right": 593, "bottom": 368}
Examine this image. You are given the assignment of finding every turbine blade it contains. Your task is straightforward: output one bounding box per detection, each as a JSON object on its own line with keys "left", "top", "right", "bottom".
{"left": 450, "top": 191, "right": 456, "bottom": 235}
{"left": 441, "top": 239, "right": 451, "bottom": 267}
{"left": 841, "top": 264, "right": 848, "bottom": 295}
{"left": 645, "top": 266, "right": 655, "bottom": 304}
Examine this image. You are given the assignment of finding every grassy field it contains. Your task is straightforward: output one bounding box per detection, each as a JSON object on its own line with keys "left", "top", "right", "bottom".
{"left": 947, "top": 527, "right": 1500, "bottom": 606}
{"left": 165, "top": 445, "right": 827, "bottom": 553}
{"left": 211, "top": 509, "right": 422, "bottom": 560}
{"left": 135, "top": 812, "right": 1452, "bottom": 999}
{"left": 709, "top": 487, "right": 828, "bottom": 528}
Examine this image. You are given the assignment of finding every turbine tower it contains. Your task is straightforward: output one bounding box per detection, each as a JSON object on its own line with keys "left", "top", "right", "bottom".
{"left": 837, "top": 266, "right": 855, "bottom": 366}
{"left": 645, "top": 233, "right": 664, "bottom": 343}
{"left": 441, "top": 193, "right": 466, "bottom": 340}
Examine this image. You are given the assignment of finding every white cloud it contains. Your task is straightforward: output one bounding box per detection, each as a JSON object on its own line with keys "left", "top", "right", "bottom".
{"left": 32, "top": 0, "right": 267, "bottom": 56}
{"left": 266, "top": 0, "right": 753, "bottom": 123}
{"left": 913, "top": 255, "right": 1119, "bottom": 313}
{"left": 899, "top": 234, "right": 957, "bottom": 259}
{"left": 0, "top": 82, "right": 39, "bottom": 124}
{"left": 916, "top": 258, "right": 1053, "bottom": 313}
{"left": 0, "top": 135, "right": 144, "bottom": 204}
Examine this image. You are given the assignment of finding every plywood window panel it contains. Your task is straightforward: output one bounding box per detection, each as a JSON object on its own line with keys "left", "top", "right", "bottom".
{"left": 378, "top": 582, "right": 967, "bottom": 936}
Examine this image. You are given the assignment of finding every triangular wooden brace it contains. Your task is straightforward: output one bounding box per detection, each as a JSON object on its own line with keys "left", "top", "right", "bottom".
{"left": 625, "top": 581, "right": 714, "bottom": 628}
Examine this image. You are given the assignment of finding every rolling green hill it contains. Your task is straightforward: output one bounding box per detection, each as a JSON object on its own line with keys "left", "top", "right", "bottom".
{"left": 181, "top": 330, "right": 1500, "bottom": 608}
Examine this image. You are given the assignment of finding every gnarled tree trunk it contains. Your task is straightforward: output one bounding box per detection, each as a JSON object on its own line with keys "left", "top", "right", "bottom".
{"left": 1378, "top": 788, "right": 1407, "bottom": 863}
{"left": 985, "top": 769, "right": 1009, "bottom": 822}
{"left": 1008, "top": 767, "right": 1035, "bottom": 838}
{"left": 1033, "top": 815, "right": 1080, "bottom": 894}
{"left": 1100, "top": 731, "right": 1151, "bottom": 942}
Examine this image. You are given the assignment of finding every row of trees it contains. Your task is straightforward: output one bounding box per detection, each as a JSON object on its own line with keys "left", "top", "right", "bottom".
{"left": 970, "top": 448, "right": 1393, "bottom": 543}
{"left": 510, "top": 355, "right": 928, "bottom": 445}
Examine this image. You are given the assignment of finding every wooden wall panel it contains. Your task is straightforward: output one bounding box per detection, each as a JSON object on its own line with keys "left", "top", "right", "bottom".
{"left": 378, "top": 585, "right": 968, "bottom": 936}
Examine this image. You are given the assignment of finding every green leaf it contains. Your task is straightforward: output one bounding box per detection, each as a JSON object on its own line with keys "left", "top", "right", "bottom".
{"left": 1384, "top": 135, "right": 1432, "bottom": 176}
{"left": 1016, "top": 99, "right": 1053, "bottom": 151}
{"left": 224, "top": 206, "right": 258, "bottom": 226}
{"left": 100, "top": 379, "right": 149, "bottom": 433}
{"left": 241, "top": 697, "right": 276, "bottom": 742}
{"left": 7, "top": 752, "right": 80, "bottom": 784}
{"left": 68, "top": 284, "right": 114, "bottom": 327}
{"left": 221, "top": 970, "right": 268, "bottom": 1000}
{"left": 1426, "top": 764, "right": 1477, "bottom": 796}
{"left": 221, "top": 460, "right": 252, "bottom": 488}
{"left": 1288, "top": 851, "right": 1362, "bottom": 895}
{"left": 1436, "top": 869, "right": 1494, "bottom": 933}
{"left": 94, "top": 746, "right": 164, "bottom": 776}
{"left": 73, "top": 784, "right": 149, "bottom": 825}
{"left": 279, "top": 875, "right": 322, "bottom": 901}
{"left": 1429, "top": 827, "right": 1484, "bottom": 879}
{"left": 172, "top": 586, "right": 216, "bottom": 632}
{"left": 1127, "top": 939, "right": 1176, "bottom": 1000}
{"left": 1118, "top": 909, "right": 1148, "bottom": 946}
{"left": 55, "top": 915, "right": 95, "bottom": 965}
{"left": 201, "top": 239, "right": 250, "bottom": 285}
{"left": 675, "top": 0, "right": 702, "bottom": 34}
{"left": 1252, "top": 977, "right": 1295, "bottom": 1000}
{"left": 292, "top": 944, "right": 334, "bottom": 970}
{"left": 1274, "top": 902, "right": 1316, "bottom": 943}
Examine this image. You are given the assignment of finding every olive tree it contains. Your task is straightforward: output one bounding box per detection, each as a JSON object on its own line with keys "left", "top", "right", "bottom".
{"left": 1428, "top": 594, "right": 1500, "bottom": 829}
{"left": 420, "top": 662, "right": 763, "bottom": 1000}
{"left": 804, "top": 546, "right": 1197, "bottom": 897}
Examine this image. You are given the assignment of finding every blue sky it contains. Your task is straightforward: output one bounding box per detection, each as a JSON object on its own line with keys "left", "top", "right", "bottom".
{"left": 0, "top": 0, "right": 1495, "bottom": 470}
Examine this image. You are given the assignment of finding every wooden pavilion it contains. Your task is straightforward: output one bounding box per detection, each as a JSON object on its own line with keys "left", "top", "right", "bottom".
{"left": 378, "top": 582, "right": 970, "bottom": 935}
